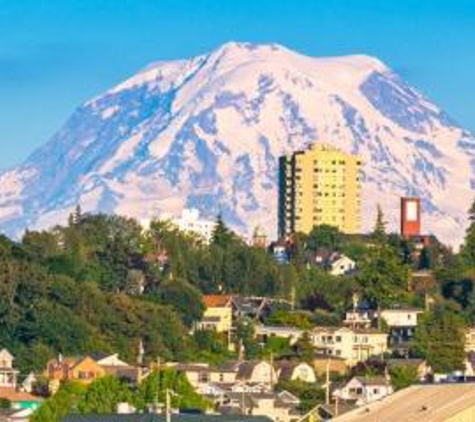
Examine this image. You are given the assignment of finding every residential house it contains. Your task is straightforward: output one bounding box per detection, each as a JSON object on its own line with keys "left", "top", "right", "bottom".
{"left": 328, "top": 254, "right": 356, "bottom": 276}
{"left": 274, "top": 361, "right": 316, "bottom": 384}
{"left": 332, "top": 383, "right": 475, "bottom": 422}
{"left": 232, "top": 297, "right": 275, "bottom": 323}
{"left": 312, "top": 327, "right": 388, "bottom": 366}
{"left": 0, "top": 350, "right": 18, "bottom": 389}
{"left": 380, "top": 307, "right": 422, "bottom": 328}
{"left": 46, "top": 356, "right": 106, "bottom": 392}
{"left": 333, "top": 376, "right": 393, "bottom": 406}
{"left": 380, "top": 307, "right": 423, "bottom": 353}
{"left": 343, "top": 309, "right": 373, "bottom": 329}
{"left": 172, "top": 361, "right": 277, "bottom": 397}
{"left": 255, "top": 326, "right": 304, "bottom": 346}
{"left": 218, "top": 391, "right": 301, "bottom": 422}
{"left": 232, "top": 361, "right": 277, "bottom": 387}
{"left": 169, "top": 363, "right": 238, "bottom": 395}
{"left": 91, "top": 353, "right": 143, "bottom": 385}
{"left": 201, "top": 381, "right": 270, "bottom": 399}
{"left": 0, "top": 388, "right": 42, "bottom": 411}
{"left": 198, "top": 295, "right": 234, "bottom": 333}
{"left": 270, "top": 239, "right": 291, "bottom": 265}
{"left": 20, "top": 373, "right": 37, "bottom": 394}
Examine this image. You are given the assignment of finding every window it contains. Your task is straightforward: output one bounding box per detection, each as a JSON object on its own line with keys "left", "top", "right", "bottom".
{"left": 198, "top": 372, "right": 210, "bottom": 383}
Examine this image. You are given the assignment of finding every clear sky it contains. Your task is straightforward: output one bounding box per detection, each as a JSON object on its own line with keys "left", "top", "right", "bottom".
{"left": 0, "top": 0, "right": 474, "bottom": 169}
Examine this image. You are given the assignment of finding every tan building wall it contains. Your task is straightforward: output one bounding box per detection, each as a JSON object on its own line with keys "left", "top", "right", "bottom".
{"left": 279, "top": 143, "right": 362, "bottom": 236}
{"left": 312, "top": 327, "right": 387, "bottom": 366}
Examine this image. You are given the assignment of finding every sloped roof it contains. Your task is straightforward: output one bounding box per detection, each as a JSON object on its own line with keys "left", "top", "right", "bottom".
{"left": 0, "top": 387, "right": 42, "bottom": 403}
{"left": 275, "top": 361, "right": 313, "bottom": 381}
{"left": 353, "top": 376, "right": 390, "bottom": 387}
{"left": 203, "top": 295, "right": 233, "bottom": 308}
{"left": 333, "top": 383, "right": 475, "bottom": 422}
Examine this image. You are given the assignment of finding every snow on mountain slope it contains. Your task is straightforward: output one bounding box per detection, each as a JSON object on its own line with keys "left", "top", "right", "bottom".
{"left": 0, "top": 41, "right": 474, "bottom": 246}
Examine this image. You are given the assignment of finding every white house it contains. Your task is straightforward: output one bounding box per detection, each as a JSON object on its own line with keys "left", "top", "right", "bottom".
{"left": 380, "top": 307, "right": 422, "bottom": 328}
{"left": 0, "top": 348, "right": 18, "bottom": 389}
{"left": 218, "top": 391, "right": 301, "bottom": 422}
{"left": 333, "top": 376, "right": 393, "bottom": 406}
{"left": 275, "top": 361, "right": 317, "bottom": 383}
{"left": 329, "top": 254, "right": 356, "bottom": 276}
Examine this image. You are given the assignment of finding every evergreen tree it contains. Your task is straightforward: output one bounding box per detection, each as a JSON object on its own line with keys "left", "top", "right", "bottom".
{"left": 413, "top": 309, "right": 466, "bottom": 374}
{"left": 211, "top": 214, "right": 236, "bottom": 247}
{"left": 462, "top": 197, "right": 475, "bottom": 266}
{"left": 418, "top": 247, "right": 433, "bottom": 270}
{"left": 372, "top": 205, "right": 387, "bottom": 244}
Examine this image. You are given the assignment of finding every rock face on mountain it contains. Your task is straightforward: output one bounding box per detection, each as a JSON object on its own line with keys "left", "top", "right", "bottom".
{"left": 0, "top": 42, "right": 473, "bottom": 245}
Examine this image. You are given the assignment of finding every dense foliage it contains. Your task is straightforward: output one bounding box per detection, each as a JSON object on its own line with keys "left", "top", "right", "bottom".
{"left": 2, "top": 198, "right": 475, "bottom": 377}
{"left": 32, "top": 369, "right": 207, "bottom": 422}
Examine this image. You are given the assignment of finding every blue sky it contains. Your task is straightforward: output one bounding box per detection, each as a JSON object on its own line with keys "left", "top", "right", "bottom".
{"left": 0, "top": 0, "right": 474, "bottom": 169}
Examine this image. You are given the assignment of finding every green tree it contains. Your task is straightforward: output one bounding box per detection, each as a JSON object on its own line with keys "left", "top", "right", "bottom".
{"left": 77, "top": 376, "right": 132, "bottom": 414}
{"left": 418, "top": 247, "right": 433, "bottom": 270}
{"left": 307, "top": 225, "right": 342, "bottom": 252}
{"left": 267, "top": 310, "right": 313, "bottom": 330}
{"left": 462, "top": 198, "right": 475, "bottom": 266}
{"left": 159, "top": 279, "right": 205, "bottom": 326}
{"left": 236, "top": 319, "right": 261, "bottom": 359}
{"left": 211, "top": 214, "right": 238, "bottom": 248}
{"left": 294, "top": 332, "right": 315, "bottom": 363}
{"left": 31, "top": 382, "right": 87, "bottom": 422}
{"left": 276, "top": 380, "right": 325, "bottom": 413}
{"left": 413, "top": 309, "right": 466, "bottom": 373}
{"left": 389, "top": 365, "right": 419, "bottom": 391}
{"left": 357, "top": 245, "right": 410, "bottom": 309}
{"left": 135, "top": 369, "right": 209, "bottom": 412}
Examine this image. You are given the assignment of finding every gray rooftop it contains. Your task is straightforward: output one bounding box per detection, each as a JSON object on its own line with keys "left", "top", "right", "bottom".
{"left": 63, "top": 415, "right": 271, "bottom": 422}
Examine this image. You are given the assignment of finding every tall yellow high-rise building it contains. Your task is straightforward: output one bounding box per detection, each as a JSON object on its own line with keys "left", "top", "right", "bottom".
{"left": 278, "top": 143, "right": 362, "bottom": 237}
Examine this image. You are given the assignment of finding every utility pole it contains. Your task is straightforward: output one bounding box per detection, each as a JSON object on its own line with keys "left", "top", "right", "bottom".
{"left": 270, "top": 352, "right": 275, "bottom": 390}
{"left": 325, "top": 358, "right": 330, "bottom": 405}
{"left": 166, "top": 388, "right": 171, "bottom": 422}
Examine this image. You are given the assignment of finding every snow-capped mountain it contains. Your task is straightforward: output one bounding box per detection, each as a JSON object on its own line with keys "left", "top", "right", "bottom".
{"left": 1, "top": 42, "right": 474, "bottom": 246}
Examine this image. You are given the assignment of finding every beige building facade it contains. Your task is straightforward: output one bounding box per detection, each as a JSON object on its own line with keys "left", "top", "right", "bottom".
{"left": 278, "top": 143, "right": 362, "bottom": 236}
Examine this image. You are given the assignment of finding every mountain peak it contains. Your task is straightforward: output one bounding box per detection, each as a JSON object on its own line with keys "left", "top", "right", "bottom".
{"left": 0, "top": 42, "right": 472, "bottom": 247}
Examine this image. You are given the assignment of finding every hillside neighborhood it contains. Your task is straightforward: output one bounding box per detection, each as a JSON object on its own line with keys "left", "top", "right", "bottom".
{"left": 1, "top": 2, "right": 475, "bottom": 421}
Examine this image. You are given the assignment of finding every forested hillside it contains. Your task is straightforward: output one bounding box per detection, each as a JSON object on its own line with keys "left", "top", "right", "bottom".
{"left": 3, "top": 204, "right": 475, "bottom": 375}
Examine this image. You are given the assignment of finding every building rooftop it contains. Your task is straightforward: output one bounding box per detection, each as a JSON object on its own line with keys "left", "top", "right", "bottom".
{"left": 203, "top": 295, "right": 233, "bottom": 308}
{"left": 63, "top": 415, "right": 271, "bottom": 422}
{"left": 333, "top": 383, "right": 475, "bottom": 422}
{"left": 0, "top": 387, "right": 42, "bottom": 402}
